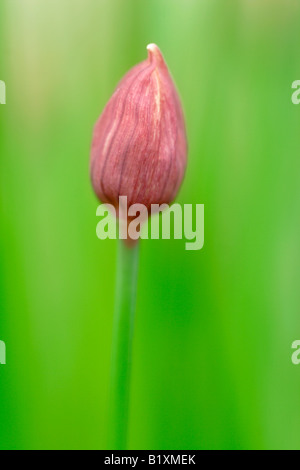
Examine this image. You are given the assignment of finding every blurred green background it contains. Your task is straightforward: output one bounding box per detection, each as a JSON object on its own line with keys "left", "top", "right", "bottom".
{"left": 1, "top": 0, "right": 300, "bottom": 450}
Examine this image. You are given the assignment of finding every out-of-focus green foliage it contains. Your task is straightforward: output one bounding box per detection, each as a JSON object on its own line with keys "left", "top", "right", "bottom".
{"left": 1, "top": 0, "right": 300, "bottom": 450}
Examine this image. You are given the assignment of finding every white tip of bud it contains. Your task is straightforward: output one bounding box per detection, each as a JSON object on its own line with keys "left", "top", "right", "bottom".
{"left": 147, "top": 43, "right": 158, "bottom": 52}
{"left": 146, "top": 43, "right": 166, "bottom": 69}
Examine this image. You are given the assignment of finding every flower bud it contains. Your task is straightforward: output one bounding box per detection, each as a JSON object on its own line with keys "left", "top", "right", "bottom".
{"left": 90, "top": 43, "right": 187, "bottom": 217}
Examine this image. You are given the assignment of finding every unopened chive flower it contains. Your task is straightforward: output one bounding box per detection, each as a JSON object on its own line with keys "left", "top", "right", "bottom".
{"left": 90, "top": 44, "right": 187, "bottom": 450}
{"left": 91, "top": 43, "right": 187, "bottom": 217}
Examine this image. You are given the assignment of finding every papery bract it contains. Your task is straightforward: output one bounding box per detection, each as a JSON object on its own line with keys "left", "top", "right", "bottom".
{"left": 91, "top": 43, "right": 187, "bottom": 217}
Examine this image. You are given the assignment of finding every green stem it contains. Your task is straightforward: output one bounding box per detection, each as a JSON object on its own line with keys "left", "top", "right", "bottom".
{"left": 108, "top": 238, "right": 139, "bottom": 450}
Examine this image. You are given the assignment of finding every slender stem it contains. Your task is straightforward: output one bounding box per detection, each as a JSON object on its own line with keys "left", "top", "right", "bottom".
{"left": 108, "top": 238, "right": 139, "bottom": 450}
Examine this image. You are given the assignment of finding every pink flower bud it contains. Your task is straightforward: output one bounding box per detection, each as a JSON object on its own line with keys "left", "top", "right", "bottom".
{"left": 90, "top": 43, "right": 187, "bottom": 217}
